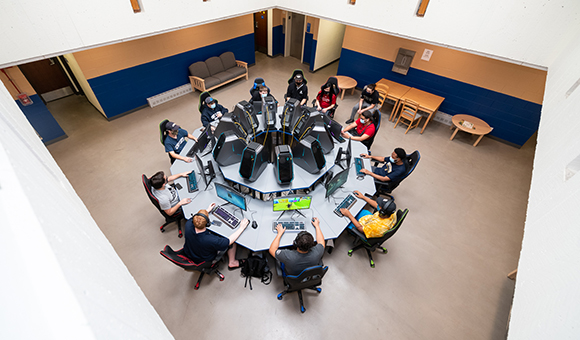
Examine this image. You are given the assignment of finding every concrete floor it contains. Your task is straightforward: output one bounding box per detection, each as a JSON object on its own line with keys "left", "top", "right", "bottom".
{"left": 46, "top": 52, "right": 534, "bottom": 340}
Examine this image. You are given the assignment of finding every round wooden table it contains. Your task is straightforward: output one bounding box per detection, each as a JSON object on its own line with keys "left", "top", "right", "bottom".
{"left": 450, "top": 114, "right": 493, "bottom": 147}
{"left": 335, "top": 75, "right": 357, "bottom": 100}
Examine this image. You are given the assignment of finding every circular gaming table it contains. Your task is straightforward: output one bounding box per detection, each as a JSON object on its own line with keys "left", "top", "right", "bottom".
{"left": 170, "top": 108, "right": 376, "bottom": 251}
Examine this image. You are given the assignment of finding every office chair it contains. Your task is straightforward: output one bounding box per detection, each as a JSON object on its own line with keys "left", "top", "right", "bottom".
{"left": 374, "top": 150, "right": 421, "bottom": 195}
{"left": 361, "top": 109, "right": 381, "bottom": 152}
{"left": 198, "top": 91, "right": 212, "bottom": 114}
{"left": 312, "top": 76, "right": 340, "bottom": 118}
{"left": 348, "top": 209, "right": 409, "bottom": 268}
{"left": 277, "top": 265, "right": 329, "bottom": 313}
{"left": 394, "top": 99, "right": 422, "bottom": 134}
{"left": 160, "top": 245, "right": 225, "bottom": 290}
{"left": 159, "top": 119, "right": 175, "bottom": 164}
{"left": 142, "top": 174, "right": 184, "bottom": 238}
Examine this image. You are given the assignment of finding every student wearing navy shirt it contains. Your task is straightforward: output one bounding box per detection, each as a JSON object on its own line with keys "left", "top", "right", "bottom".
{"left": 184, "top": 203, "right": 249, "bottom": 269}
{"left": 163, "top": 121, "right": 197, "bottom": 163}
{"left": 360, "top": 148, "right": 408, "bottom": 186}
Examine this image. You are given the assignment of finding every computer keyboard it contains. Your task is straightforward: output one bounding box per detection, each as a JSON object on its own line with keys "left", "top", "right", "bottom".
{"left": 211, "top": 206, "right": 240, "bottom": 229}
{"left": 187, "top": 172, "right": 198, "bottom": 193}
{"left": 333, "top": 194, "right": 357, "bottom": 217}
{"left": 355, "top": 157, "right": 365, "bottom": 176}
{"left": 272, "top": 221, "right": 306, "bottom": 232}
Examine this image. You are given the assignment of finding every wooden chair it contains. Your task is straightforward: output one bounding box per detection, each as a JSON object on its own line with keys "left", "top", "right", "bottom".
{"left": 394, "top": 99, "right": 422, "bottom": 134}
{"left": 375, "top": 85, "right": 388, "bottom": 113}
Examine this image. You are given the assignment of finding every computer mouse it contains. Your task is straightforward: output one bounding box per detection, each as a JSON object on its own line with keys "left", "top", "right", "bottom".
{"left": 311, "top": 218, "right": 316, "bottom": 223}
{"left": 251, "top": 221, "right": 258, "bottom": 229}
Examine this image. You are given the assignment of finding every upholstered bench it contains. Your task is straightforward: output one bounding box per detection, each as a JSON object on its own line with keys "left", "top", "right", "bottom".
{"left": 188, "top": 52, "right": 248, "bottom": 92}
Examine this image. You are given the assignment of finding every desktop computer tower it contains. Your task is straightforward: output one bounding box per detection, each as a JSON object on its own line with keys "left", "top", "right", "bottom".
{"left": 213, "top": 131, "right": 247, "bottom": 166}
{"left": 214, "top": 112, "right": 248, "bottom": 140}
{"left": 263, "top": 95, "right": 277, "bottom": 128}
{"left": 239, "top": 142, "right": 269, "bottom": 182}
{"left": 292, "top": 107, "right": 312, "bottom": 139}
{"left": 274, "top": 145, "right": 293, "bottom": 184}
{"left": 282, "top": 98, "right": 298, "bottom": 130}
{"left": 292, "top": 135, "right": 326, "bottom": 174}
{"left": 304, "top": 121, "right": 335, "bottom": 154}
{"left": 235, "top": 100, "right": 258, "bottom": 131}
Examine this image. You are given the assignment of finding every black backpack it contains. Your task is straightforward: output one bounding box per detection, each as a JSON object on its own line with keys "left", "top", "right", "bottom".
{"left": 240, "top": 255, "right": 272, "bottom": 290}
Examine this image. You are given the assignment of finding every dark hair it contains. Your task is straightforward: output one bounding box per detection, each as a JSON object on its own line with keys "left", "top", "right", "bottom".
{"left": 394, "top": 147, "right": 406, "bottom": 161}
{"left": 362, "top": 110, "right": 373, "bottom": 119}
{"left": 367, "top": 83, "right": 376, "bottom": 91}
{"left": 294, "top": 231, "right": 316, "bottom": 252}
{"left": 151, "top": 171, "right": 166, "bottom": 189}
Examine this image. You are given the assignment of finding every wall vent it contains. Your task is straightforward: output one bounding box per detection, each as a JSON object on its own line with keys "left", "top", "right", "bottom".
{"left": 147, "top": 84, "right": 192, "bottom": 108}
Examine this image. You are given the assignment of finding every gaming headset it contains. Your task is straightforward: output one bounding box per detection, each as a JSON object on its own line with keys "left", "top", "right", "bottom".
{"left": 377, "top": 198, "right": 396, "bottom": 217}
{"left": 193, "top": 212, "right": 211, "bottom": 228}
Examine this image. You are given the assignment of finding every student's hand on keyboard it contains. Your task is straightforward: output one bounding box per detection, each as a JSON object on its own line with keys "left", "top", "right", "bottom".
{"left": 340, "top": 208, "right": 352, "bottom": 218}
{"left": 275, "top": 224, "right": 286, "bottom": 234}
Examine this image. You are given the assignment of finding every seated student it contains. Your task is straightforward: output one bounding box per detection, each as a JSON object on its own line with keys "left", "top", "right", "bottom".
{"left": 341, "top": 110, "right": 376, "bottom": 145}
{"left": 163, "top": 121, "right": 197, "bottom": 163}
{"left": 150, "top": 170, "right": 193, "bottom": 216}
{"left": 346, "top": 83, "right": 379, "bottom": 124}
{"left": 315, "top": 82, "right": 337, "bottom": 118}
{"left": 269, "top": 218, "right": 325, "bottom": 276}
{"left": 285, "top": 72, "right": 308, "bottom": 106}
{"left": 256, "top": 85, "right": 278, "bottom": 108}
{"left": 340, "top": 190, "right": 397, "bottom": 238}
{"left": 360, "top": 148, "right": 408, "bottom": 189}
{"left": 201, "top": 96, "right": 228, "bottom": 128}
{"left": 249, "top": 78, "right": 271, "bottom": 104}
{"left": 184, "top": 203, "right": 249, "bottom": 269}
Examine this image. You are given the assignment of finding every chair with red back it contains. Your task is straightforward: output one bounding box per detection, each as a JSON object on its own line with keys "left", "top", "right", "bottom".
{"left": 142, "top": 174, "right": 184, "bottom": 238}
{"left": 160, "top": 245, "right": 225, "bottom": 290}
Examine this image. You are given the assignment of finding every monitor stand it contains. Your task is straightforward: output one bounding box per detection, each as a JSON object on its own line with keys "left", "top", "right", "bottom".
{"left": 219, "top": 202, "right": 245, "bottom": 218}
{"left": 276, "top": 209, "right": 306, "bottom": 221}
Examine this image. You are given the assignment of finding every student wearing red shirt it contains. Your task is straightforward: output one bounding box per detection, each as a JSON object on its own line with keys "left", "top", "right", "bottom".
{"left": 315, "top": 82, "right": 337, "bottom": 117}
{"left": 341, "top": 110, "right": 376, "bottom": 147}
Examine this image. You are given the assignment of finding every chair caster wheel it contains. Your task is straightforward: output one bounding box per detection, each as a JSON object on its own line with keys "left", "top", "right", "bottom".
{"left": 194, "top": 283, "right": 200, "bottom": 290}
{"left": 160, "top": 226, "right": 165, "bottom": 233}
{"left": 370, "top": 261, "right": 375, "bottom": 268}
{"left": 348, "top": 251, "right": 353, "bottom": 257}
{"left": 300, "top": 306, "right": 306, "bottom": 313}
{"left": 178, "top": 231, "right": 183, "bottom": 238}
{"left": 277, "top": 294, "right": 283, "bottom": 300}
{"left": 219, "top": 274, "right": 225, "bottom": 281}
{"left": 316, "top": 288, "right": 322, "bottom": 293}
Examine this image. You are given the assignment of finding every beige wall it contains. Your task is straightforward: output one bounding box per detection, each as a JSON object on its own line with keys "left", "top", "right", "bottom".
{"left": 73, "top": 15, "right": 254, "bottom": 79}
{"left": 0, "top": 67, "right": 36, "bottom": 99}
{"left": 343, "top": 26, "right": 547, "bottom": 104}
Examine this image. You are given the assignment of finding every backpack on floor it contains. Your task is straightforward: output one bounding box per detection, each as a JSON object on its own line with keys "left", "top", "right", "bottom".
{"left": 241, "top": 255, "right": 272, "bottom": 290}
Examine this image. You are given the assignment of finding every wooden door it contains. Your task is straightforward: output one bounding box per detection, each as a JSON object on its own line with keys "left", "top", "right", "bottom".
{"left": 19, "top": 58, "right": 72, "bottom": 95}
{"left": 254, "top": 11, "right": 268, "bottom": 54}
{"left": 290, "top": 13, "right": 304, "bottom": 60}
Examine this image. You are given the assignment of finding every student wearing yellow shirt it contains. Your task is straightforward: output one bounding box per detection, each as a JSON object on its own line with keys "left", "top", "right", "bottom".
{"left": 340, "top": 190, "right": 397, "bottom": 238}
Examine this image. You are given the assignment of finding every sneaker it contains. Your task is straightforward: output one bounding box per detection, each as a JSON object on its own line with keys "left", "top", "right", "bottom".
{"left": 345, "top": 119, "right": 354, "bottom": 124}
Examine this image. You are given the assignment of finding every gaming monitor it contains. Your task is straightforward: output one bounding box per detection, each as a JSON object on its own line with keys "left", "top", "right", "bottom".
{"left": 272, "top": 196, "right": 312, "bottom": 212}
{"left": 195, "top": 127, "right": 214, "bottom": 156}
{"left": 327, "top": 119, "right": 344, "bottom": 142}
{"left": 194, "top": 153, "right": 215, "bottom": 190}
{"left": 215, "top": 183, "right": 247, "bottom": 211}
{"left": 325, "top": 167, "right": 349, "bottom": 198}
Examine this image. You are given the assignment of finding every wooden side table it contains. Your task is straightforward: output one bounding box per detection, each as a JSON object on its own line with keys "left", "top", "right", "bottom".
{"left": 450, "top": 114, "right": 493, "bottom": 147}
{"left": 335, "top": 75, "right": 357, "bottom": 100}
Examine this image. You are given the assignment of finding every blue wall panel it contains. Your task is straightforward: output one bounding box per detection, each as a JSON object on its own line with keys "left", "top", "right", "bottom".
{"left": 337, "top": 48, "right": 541, "bottom": 146}
{"left": 88, "top": 33, "right": 256, "bottom": 119}
{"left": 272, "top": 25, "right": 285, "bottom": 56}
{"left": 303, "top": 33, "right": 313, "bottom": 66}
{"left": 17, "top": 94, "right": 66, "bottom": 144}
